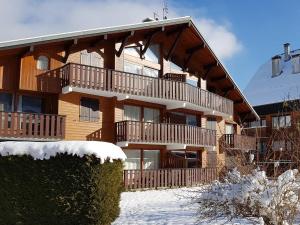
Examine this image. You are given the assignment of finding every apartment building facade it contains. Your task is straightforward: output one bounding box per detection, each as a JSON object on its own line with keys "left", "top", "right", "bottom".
{"left": 244, "top": 43, "right": 300, "bottom": 175}
{"left": 0, "top": 17, "right": 258, "bottom": 172}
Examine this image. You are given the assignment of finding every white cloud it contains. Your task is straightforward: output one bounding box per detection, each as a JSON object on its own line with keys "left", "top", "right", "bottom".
{"left": 0, "top": 0, "right": 242, "bottom": 60}
{"left": 196, "top": 18, "right": 243, "bottom": 60}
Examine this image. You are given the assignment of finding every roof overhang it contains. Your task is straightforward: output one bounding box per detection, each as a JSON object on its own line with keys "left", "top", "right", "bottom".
{"left": 0, "top": 16, "right": 259, "bottom": 121}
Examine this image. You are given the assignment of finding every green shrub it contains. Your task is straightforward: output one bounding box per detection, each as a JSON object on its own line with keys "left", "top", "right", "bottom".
{"left": 0, "top": 154, "right": 123, "bottom": 225}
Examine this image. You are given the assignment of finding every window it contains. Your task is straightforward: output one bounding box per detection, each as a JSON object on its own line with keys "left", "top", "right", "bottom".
{"left": 272, "top": 115, "right": 291, "bottom": 128}
{"left": 124, "top": 62, "right": 143, "bottom": 75}
{"left": 144, "top": 107, "right": 160, "bottom": 123}
{"left": 123, "top": 149, "right": 141, "bottom": 170}
{"left": 144, "top": 44, "right": 160, "bottom": 63}
{"left": 144, "top": 150, "right": 160, "bottom": 169}
{"left": 206, "top": 119, "right": 217, "bottom": 130}
{"left": 80, "top": 50, "right": 103, "bottom": 67}
{"left": 80, "top": 98, "right": 99, "bottom": 122}
{"left": 143, "top": 67, "right": 159, "bottom": 78}
{"left": 19, "top": 95, "right": 42, "bottom": 113}
{"left": 247, "top": 119, "right": 266, "bottom": 128}
{"left": 225, "top": 124, "right": 234, "bottom": 134}
{"left": 0, "top": 93, "right": 12, "bottom": 112}
{"left": 37, "top": 55, "right": 49, "bottom": 70}
{"left": 124, "top": 105, "right": 141, "bottom": 121}
{"left": 186, "top": 78, "right": 198, "bottom": 87}
{"left": 186, "top": 115, "right": 197, "bottom": 126}
{"left": 124, "top": 46, "right": 140, "bottom": 58}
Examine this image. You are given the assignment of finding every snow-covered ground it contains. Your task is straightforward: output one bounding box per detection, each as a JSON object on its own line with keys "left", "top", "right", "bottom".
{"left": 113, "top": 187, "right": 259, "bottom": 225}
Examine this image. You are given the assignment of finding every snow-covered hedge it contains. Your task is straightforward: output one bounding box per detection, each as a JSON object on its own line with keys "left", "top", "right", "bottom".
{"left": 196, "top": 168, "right": 300, "bottom": 225}
{"left": 0, "top": 141, "right": 125, "bottom": 225}
{"left": 0, "top": 141, "right": 126, "bottom": 161}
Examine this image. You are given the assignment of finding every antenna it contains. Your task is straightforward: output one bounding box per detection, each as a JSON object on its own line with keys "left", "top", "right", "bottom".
{"left": 163, "top": 0, "right": 168, "bottom": 19}
{"left": 153, "top": 12, "right": 159, "bottom": 21}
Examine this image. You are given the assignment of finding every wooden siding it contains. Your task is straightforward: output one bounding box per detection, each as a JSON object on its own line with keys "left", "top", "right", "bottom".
{"left": 58, "top": 92, "right": 115, "bottom": 141}
{"left": 123, "top": 168, "right": 218, "bottom": 190}
{"left": 19, "top": 52, "right": 63, "bottom": 92}
{"left": 0, "top": 56, "right": 20, "bottom": 91}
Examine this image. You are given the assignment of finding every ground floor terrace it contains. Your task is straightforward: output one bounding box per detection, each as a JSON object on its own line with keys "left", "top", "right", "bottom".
{"left": 122, "top": 146, "right": 218, "bottom": 190}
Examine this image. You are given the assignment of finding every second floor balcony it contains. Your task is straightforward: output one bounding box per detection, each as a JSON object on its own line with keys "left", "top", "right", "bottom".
{"left": 60, "top": 63, "right": 233, "bottom": 117}
{"left": 220, "top": 134, "right": 256, "bottom": 151}
{"left": 115, "top": 120, "right": 216, "bottom": 149}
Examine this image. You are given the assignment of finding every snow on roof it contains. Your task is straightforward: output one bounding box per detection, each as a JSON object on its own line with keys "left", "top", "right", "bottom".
{"left": 244, "top": 50, "right": 300, "bottom": 106}
{"left": 0, "top": 17, "right": 191, "bottom": 50}
{"left": 0, "top": 141, "right": 126, "bottom": 162}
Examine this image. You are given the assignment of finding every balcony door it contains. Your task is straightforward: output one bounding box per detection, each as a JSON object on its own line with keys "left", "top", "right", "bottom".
{"left": 0, "top": 93, "right": 12, "bottom": 112}
{"left": 18, "top": 95, "right": 43, "bottom": 113}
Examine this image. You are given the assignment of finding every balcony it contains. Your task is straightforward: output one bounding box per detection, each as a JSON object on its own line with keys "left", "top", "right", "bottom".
{"left": 115, "top": 121, "right": 216, "bottom": 149}
{"left": 220, "top": 134, "right": 256, "bottom": 151}
{"left": 61, "top": 63, "right": 233, "bottom": 117}
{"left": 242, "top": 126, "right": 268, "bottom": 138}
{"left": 0, "top": 112, "right": 66, "bottom": 140}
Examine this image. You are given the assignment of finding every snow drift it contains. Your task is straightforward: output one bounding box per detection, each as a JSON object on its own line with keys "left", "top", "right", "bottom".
{"left": 0, "top": 141, "right": 126, "bottom": 162}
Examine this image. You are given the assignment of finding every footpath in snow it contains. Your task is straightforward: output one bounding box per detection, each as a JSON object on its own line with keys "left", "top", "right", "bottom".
{"left": 113, "top": 187, "right": 259, "bottom": 225}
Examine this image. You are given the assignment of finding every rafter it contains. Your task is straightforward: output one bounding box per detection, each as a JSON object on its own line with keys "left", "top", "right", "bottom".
{"left": 166, "top": 27, "right": 186, "bottom": 61}
{"left": 140, "top": 29, "right": 161, "bottom": 59}
{"left": 182, "top": 44, "right": 205, "bottom": 71}
{"left": 234, "top": 99, "right": 244, "bottom": 105}
{"left": 222, "top": 85, "right": 235, "bottom": 93}
{"left": 20, "top": 45, "right": 34, "bottom": 58}
{"left": 116, "top": 32, "right": 133, "bottom": 57}
{"left": 63, "top": 40, "right": 77, "bottom": 63}
{"left": 210, "top": 75, "right": 227, "bottom": 82}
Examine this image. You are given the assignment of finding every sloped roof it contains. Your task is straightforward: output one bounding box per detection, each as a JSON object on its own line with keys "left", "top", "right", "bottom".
{"left": 0, "top": 16, "right": 258, "bottom": 120}
{"left": 244, "top": 50, "right": 300, "bottom": 107}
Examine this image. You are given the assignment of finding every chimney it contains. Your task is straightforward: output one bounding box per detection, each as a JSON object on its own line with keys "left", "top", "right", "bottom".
{"left": 272, "top": 55, "right": 281, "bottom": 77}
{"left": 284, "top": 43, "right": 291, "bottom": 61}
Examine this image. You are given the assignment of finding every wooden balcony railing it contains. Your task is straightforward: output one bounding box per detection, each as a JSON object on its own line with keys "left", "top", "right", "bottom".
{"left": 61, "top": 63, "right": 233, "bottom": 116}
{"left": 115, "top": 121, "right": 216, "bottom": 147}
{"left": 0, "top": 112, "right": 66, "bottom": 140}
{"left": 221, "top": 134, "right": 256, "bottom": 151}
{"left": 242, "top": 126, "right": 268, "bottom": 138}
{"left": 123, "top": 168, "right": 218, "bottom": 190}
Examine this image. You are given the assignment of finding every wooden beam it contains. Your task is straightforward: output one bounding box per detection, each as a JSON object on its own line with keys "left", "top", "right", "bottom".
{"left": 166, "top": 27, "right": 186, "bottom": 61}
{"left": 166, "top": 24, "right": 188, "bottom": 36}
{"left": 19, "top": 45, "right": 34, "bottom": 58}
{"left": 203, "top": 61, "right": 218, "bottom": 70}
{"left": 186, "top": 44, "right": 205, "bottom": 54}
{"left": 222, "top": 86, "right": 235, "bottom": 93}
{"left": 210, "top": 75, "right": 227, "bottom": 82}
{"left": 234, "top": 99, "right": 244, "bottom": 105}
{"left": 202, "top": 66, "right": 213, "bottom": 80}
{"left": 116, "top": 32, "right": 133, "bottom": 57}
{"left": 63, "top": 40, "right": 77, "bottom": 63}
{"left": 182, "top": 44, "right": 205, "bottom": 71}
{"left": 140, "top": 29, "right": 161, "bottom": 59}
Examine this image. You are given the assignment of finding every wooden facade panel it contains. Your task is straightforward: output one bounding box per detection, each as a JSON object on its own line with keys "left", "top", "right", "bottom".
{"left": 0, "top": 56, "right": 19, "bottom": 91}
{"left": 58, "top": 92, "right": 115, "bottom": 142}
{"left": 19, "top": 51, "right": 64, "bottom": 93}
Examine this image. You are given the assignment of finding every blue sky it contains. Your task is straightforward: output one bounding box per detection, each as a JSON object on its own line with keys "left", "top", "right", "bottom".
{"left": 0, "top": 0, "right": 299, "bottom": 90}
{"left": 176, "top": 0, "right": 300, "bottom": 89}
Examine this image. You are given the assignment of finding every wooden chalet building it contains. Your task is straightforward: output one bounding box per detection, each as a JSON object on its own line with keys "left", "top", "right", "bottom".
{"left": 0, "top": 17, "right": 258, "bottom": 187}
{"left": 244, "top": 43, "right": 300, "bottom": 175}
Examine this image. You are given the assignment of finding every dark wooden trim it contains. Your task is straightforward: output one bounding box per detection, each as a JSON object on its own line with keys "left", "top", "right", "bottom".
{"left": 210, "top": 75, "right": 227, "bottom": 82}
{"left": 140, "top": 29, "right": 161, "bottom": 59}
{"left": 116, "top": 32, "right": 133, "bottom": 57}
{"left": 166, "top": 27, "right": 186, "bottom": 60}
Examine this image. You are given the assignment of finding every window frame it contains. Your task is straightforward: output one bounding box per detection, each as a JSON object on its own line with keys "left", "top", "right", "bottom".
{"left": 79, "top": 97, "right": 100, "bottom": 122}
{"left": 36, "top": 55, "right": 50, "bottom": 71}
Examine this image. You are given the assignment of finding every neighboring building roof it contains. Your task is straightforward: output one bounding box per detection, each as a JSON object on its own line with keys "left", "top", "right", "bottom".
{"left": 244, "top": 49, "right": 300, "bottom": 107}
{"left": 0, "top": 16, "right": 259, "bottom": 120}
